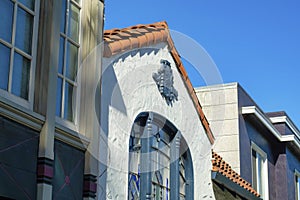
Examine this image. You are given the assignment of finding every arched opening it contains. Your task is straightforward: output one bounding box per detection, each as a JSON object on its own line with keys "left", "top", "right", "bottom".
{"left": 128, "top": 112, "right": 194, "bottom": 200}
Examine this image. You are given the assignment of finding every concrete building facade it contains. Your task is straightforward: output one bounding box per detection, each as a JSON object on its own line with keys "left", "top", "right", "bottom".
{"left": 197, "top": 83, "right": 300, "bottom": 200}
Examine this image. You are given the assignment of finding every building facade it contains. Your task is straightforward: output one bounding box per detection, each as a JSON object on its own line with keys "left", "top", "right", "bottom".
{"left": 0, "top": 1, "right": 285, "bottom": 199}
{"left": 0, "top": 0, "right": 104, "bottom": 199}
{"left": 197, "top": 83, "right": 300, "bottom": 200}
{"left": 100, "top": 22, "right": 215, "bottom": 200}
{"left": 100, "top": 22, "right": 261, "bottom": 200}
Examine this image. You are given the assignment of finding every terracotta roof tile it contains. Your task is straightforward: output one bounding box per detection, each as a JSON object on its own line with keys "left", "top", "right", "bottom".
{"left": 103, "top": 21, "right": 169, "bottom": 56}
{"left": 104, "top": 21, "right": 215, "bottom": 144}
{"left": 212, "top": 151, "right": 260, "bottom": 197}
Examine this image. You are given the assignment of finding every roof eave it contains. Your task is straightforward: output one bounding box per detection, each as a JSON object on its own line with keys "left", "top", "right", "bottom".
{"left": 212, "top": 171, "right": 262, "bottom": 200}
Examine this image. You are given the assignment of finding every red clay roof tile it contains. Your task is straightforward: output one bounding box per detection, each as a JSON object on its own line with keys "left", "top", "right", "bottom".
{"left": 212, "top": 151, "right": 260, "bottom": 197}
{"left": 104, "top": 21, "right": 215, "bottom": 144}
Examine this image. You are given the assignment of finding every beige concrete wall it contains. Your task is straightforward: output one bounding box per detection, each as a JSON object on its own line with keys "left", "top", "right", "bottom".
{"left": 196, "top": 83, "right": 241, "bottom": 173}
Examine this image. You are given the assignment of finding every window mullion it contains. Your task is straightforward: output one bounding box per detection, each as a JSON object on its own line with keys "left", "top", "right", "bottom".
{"left": 66, "top": 0, "right": 70, "bottom": 36}
{"left": 60, "top": 0, "right": 69, "bottom": 117}
{"left": 8, "top": 2, "right": 18, "bottom": 93}
{"left": 170, "top": 131, "right": 181, "bottom": 200}
{"left": 70, "top": 0, "right": 81, "bottom": 9}
{"left": 60, "top": 0, "right": 70, "bottom": 119}
{"left": 255, "top": 153, "right": 260, "bottom": 193}
{"left": 67, "top": 37, "right": 80, "bottom": 48}
{"left": 11, "top": 2, "right": 18, "bottom": 47}
{"left": 14, "top": 47, "right": 32, "bottom": 60}
{"left": 61, "top": 34, "right": 68, "bottom": 119}
{"left": 8, "top": 47, "right": 14, "bottom": 93}
{"left": 61, "top": 77, "right": 66, "bottom": 118}
{"left": 296, "top": 178, "right": 297, "bottom": 200}
{"left": 140, "top": 113, "right": 153, "bottom": 199}
{"left": 17, "top": 3, "right": 35, "bottom": 15}
{"left": 0, "top": 39, "right": 13, "bottom": 49}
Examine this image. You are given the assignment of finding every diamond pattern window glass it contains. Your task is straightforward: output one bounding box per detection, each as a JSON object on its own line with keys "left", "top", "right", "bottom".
{"left": 52, "top": 140, "right": 84, "bottom": 200}
{"left": 0, "top": 116, "right": 39, "bottom": 199}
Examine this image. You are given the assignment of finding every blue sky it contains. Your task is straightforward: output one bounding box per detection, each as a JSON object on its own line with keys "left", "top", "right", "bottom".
{"left": 104, "top": 1, "right": 300, "bottom": 128}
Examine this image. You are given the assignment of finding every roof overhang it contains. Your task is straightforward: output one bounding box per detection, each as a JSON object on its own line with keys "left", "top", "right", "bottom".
{"left": 242, "top": 106, "right": 300, "bottom": 151}
{"left": 211, "top": 171, "right": 262, "bottom": 200}
{"left": 269, "top": 115, "right": 300, "bottom": 140}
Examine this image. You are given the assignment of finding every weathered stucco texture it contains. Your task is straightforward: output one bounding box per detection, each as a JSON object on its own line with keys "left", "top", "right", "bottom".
{"left": 100, "top": 43, "right": 215, "bottom": 199}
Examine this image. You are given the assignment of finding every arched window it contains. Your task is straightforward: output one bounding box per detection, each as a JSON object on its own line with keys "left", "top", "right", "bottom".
{"left": 128, "top": 112, "right": 193, "bottom": 200}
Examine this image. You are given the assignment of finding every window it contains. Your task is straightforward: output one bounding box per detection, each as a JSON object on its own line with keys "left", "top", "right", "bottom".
{"left": 251, "top": 142, "right": 268, "bottom": 199}
{"left": 128, "top": 113, "right": 193, "bottom": 200}
{"left": 296, "top": 170, "right": 300, "bottom": 200}
{"left": 52, "top": 140, "right": 84, "bottom": 200}
{"left": 0, "top": 116, "right": 39, "bottom": 199}
{"left": 0, "top": 0, "right": 39, "bottom": 105}
{"left": 56, "top": 0, "right": 81, "bottom": 122}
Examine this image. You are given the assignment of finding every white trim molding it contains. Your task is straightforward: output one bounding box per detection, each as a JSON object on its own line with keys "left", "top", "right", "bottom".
{"left": 251, "top": 141, "right": 267, "bottom": 158}
{"left": 242, "top": 106, "right": 300, "bottom": 150}
{"left": 0, "top": 96, "right": 45, "bottom": 131}
{"left": 269, "top": 115, "right": 300, "bottom": 140}
{"left": 55, "top": 122, "right": 90, "bottom": 151}
{"left": 251, "top": 141, "right": 269, "bottom": 200}
{"left": 242, "top": 106, "right": 283, "bottom": 141}
{"left": 295, "top": 169, "right": 300, "bottom": 200}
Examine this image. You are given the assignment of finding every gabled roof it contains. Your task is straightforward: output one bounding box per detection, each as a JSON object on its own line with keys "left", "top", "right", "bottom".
{"left": 103, "top": 21, "right": 214, "bottom": 144}
{"left": 212, "top": 151, "right": 260, "bottom": 198}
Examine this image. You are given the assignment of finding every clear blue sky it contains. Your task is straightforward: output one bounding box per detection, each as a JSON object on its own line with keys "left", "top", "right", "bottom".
{"left": 104, "top": 1, "right": 300, "bottom": 128}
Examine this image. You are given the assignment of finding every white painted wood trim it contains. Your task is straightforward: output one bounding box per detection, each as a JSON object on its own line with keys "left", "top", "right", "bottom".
{"left": 242, "top": 106, "right": 300, "bottom": 151}
{"left": 0, "top": 96, "right": 45, "bottom": 131}
{"left": 242, "top": 106, "right": 282, "bottom": 140}
{"left": 55, "top": 121, "right": 90, "bottom": 151}
{"left": 270, "top": 116, "right": 300, "bottom": 140}
{"left": 251, "top": 141, "right": 269, "bottom": 200}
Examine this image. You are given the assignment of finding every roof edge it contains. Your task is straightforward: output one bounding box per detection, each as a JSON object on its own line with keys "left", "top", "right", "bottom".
{"left": 212, "top": 151, "right": 260, "bottom": 198}
{"left": 242, "top": 106, "right": 300, "bottom": 150}
{"left": 212, "top": 172, "right": 262, "bottom": 200}
{"left": 103, "top": 21, "right": 215, "bottom": 144}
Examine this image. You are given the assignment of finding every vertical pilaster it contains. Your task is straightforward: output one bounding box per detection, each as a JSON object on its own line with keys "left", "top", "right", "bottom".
{"left": 140, "top": 112, "right": 153, "bottom": 199}
{"left": 36, "top": 157, "right": 54, "bottom": 199}
{"left": 35, "top": 0, "right": 62, "bottom": 198}
{"left": 83, "top": 174, "right": 98, "bottom": 199}
{"left": 185, "top": 150, "right": 194, "bottom": 199}
{"left": 80, "top": 0, "right": 104, "bottom": 199}
{"left": 170, "top": 131, "right": 181, "bottom": 200}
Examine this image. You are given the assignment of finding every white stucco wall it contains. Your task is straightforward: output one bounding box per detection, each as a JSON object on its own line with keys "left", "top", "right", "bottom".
{"left": 100, "top": 43, "right": 215, "bottom": 199}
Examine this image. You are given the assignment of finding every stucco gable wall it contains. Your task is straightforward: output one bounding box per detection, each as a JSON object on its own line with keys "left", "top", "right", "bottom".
{"left": 100, "top": 43, "right": 214, "bottom": 199}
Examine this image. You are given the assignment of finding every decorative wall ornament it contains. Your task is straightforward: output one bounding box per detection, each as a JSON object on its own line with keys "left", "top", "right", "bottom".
{"left": 153, "top": 59, "right": 178, "bottom": 106}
